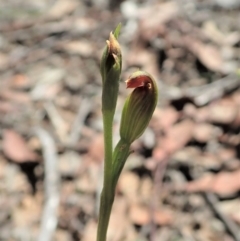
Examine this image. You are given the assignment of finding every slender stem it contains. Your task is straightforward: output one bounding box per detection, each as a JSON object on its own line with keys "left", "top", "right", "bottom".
{"left": 102, "top": 111, "right": 113, "bottom": 191}
{"left": 97, "top": 137, "right": 131, "bottom": 241}
{"left": 97, "top": 187, "right": 114, "bottom": 241}
{"left": 112, "top": 139, "right": 131, "bottom": 190}
{"left": 97, "top": 111, "right": 114, "bottom": 241}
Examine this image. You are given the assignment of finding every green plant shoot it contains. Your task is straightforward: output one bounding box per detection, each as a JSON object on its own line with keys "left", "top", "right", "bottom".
{"left": 97, "top": 24, "right": 158, "bottom": 241}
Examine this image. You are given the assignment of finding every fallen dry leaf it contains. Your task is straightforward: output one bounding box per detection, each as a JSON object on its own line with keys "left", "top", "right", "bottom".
{"left": 75, "top": 167, "right": 98, "bottom": 194}
{"left": 152, "top": 146, "right": 168, "bottom": 162}
{"left": 0, "top": 53, "right": 9, "bottom": 71}
{"left": 186, "top": 37, "right": 224, "bottom": 73}
{"left": 154, "top": 209, "right": 173, "bottom": 226}
{"left": 194, "top": 106, "right": 210, "bottom": 122}
{"left": 153, "top": 120, "right": 195, "bottom": 161}
{"left": 10, "top": 74, "right": 31, "bottom": 89}
{"left": 193, "top": 123, "right": 219, "bottom": 143}
{"left": 139, "top": 176, "right": 153, "bottom": 202}
{"left": 88, "top": 134, "right": 104, "bottom": 163}
{"left": 159, "top": 120, "right": 194, "bottom": 154}
{"left": 13, "top": 194, "right": 42, "bottom": 227}
{"left": 185, "top": 174, "right": 215, "bottom": 192}
{"left": 0, "top": 89, "right": 31, "bottom": 103}
{"left": 129, "top": 203, "right": 150, "bottom": 225}
{"left": 54, "top": 230, "right": 72, "bottom": 241}
{"left": 217, "top": 147, "right": 236, "bottom": 162}
{"left": 186, "top": 169, "right": 240, "bottom": 196}
{"left": 152, "top": 107, "right": 180, "bottom": 131}
{"left": 62, "top": 41, "right": 93, "bottom": 57}
{"left": 183, "top": 103, "right": 197, "bottom": 118}
{"left": 232, "top": 212, "right": 240, "bottom": 225}
{"left": 1, "top": 162, "right": 31, "bottom": 193}
{"left": 232, "top": 109, "right": 240, "bottom": 128}
{"left": 47, "top": 0, "right": 79, "bottom": 20}
{"left": 0, "top": 101, "right": 16, "bottom": 114}
{"left": 108, "top": 197, "right": 130, "bottom": 241}
{"left": 3, "top": 129, "right": 39, "bottom": 163}
{"left": 202, "top": 21, "right": 226, "bottom": 45}
{"left": 217, "top": 199, "right": 240, "bottom": 225}
{"left": 208, "top": 104, "right": 238, "bottom": 124}
{"left": 127, "top": 47, "right": 159, "bottom": 76}
{"left": 129, "top": 203, "right": 173, "bottom": 226}
{"left": 81, "top": 220, "right": 97, "bottom": 241}
{"left": 118, "top": 171, "right": 140, "bottom": 202}
{"left": 139, "top": 1, "right": 179, "bottom": 40}
{"left": 232, "top": 90, "right": 240, "bottom": 106}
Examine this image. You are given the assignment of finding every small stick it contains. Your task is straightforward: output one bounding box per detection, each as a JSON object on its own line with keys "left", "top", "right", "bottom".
{"left": 204, "top": 192, "right": 240, "bottom": 241}
{"left": 150, "top": 158, "right": 169, "bottom": 241}
{"left": 160, "top": 74, "right": 240, "bottom": 106}
{"left": 33, "top": 127, "right": 60, "bottom": 241}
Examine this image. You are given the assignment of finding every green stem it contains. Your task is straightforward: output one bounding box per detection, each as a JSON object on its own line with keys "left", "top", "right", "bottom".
{"left": 97, "top": 138, "right": 131, "bottom": 241}
{"left": 97, "top": 111, "right": 114, "bottom": 241}
{"left": 102, "top": 111, "right": 113, "bottom": 192}
{"left": 112, "top": 139, "right": 131, "bottom": 191}
{"left": 97, "top": 187, "right": 114, "bottom": 241}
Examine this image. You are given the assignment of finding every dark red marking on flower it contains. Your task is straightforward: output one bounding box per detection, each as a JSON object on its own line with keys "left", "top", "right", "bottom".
{"left": 125, "top": 75, "right": 152, "bottom": 89}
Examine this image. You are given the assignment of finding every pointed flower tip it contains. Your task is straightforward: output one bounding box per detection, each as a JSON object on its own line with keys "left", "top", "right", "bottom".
{"left": 101, "top": 25, "right": 122, "bottom": 112}
{"left": 113, "top": 23, "right": 121, "bottom": 39}
{"left": 100, "top": 27, "right": 122, "bottom": 83}
{"left": 108, "top": 32, "right": 121, "bottom": 58}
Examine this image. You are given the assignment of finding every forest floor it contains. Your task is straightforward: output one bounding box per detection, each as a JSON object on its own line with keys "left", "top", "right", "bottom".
{"left": 1, "top": 0, "right": 240, "bottom": 240}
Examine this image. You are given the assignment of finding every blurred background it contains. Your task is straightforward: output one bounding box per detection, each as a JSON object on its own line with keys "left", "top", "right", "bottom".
{"left": 1, "top": 0, "right": 240, "bottom": 240}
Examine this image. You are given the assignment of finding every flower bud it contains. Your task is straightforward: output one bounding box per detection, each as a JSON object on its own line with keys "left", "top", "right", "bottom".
{"left": 120, "top": 70, "right": 158, "bottom": 144}
{"left": 101, "top": 24, "right": 122, "bottom": 112}
{"left": 100, "top": 24, "right": 122, "bottom": 83}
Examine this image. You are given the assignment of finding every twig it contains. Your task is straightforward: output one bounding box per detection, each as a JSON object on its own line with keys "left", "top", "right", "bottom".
{"left": 33, "top": 127, "right": 60, "bottom": 241}
{"left": 150, "top": 158, "right": 169, "bottom": 241}
{"left": 160, "top": 74, "right": 240, "bottom": 106}
{"left": 204, "top": 192, "right": 240, "bottom": 241}
{"left": 186, "top": 160, "right": 240, "bottom": 241}
{"left": 186, "top": 74, "right": 240, "bottom": 105}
